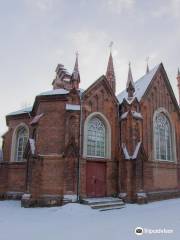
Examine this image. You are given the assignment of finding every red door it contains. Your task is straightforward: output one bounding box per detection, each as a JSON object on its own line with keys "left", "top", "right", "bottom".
{"left": 86, "top": 162, "right": 106, "bottom": 197}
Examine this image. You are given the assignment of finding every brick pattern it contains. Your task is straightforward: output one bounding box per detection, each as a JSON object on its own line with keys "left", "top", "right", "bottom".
{"left": 0, "top": 67, "right": 180, "bottom": 206}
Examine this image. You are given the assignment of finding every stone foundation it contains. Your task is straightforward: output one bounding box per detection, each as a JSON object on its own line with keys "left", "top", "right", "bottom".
{"left": 147, "top": 189, "right": 180, "bottom": 202}
{"left": 21, "top": 194, "right": 64, "bottom": 208}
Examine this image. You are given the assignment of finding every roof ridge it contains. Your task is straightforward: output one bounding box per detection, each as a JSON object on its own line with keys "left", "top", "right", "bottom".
{"left": 134, "top": 63, "right": 160, "bottom": 84}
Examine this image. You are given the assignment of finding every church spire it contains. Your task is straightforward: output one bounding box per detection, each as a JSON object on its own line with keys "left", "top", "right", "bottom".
{"left": 106, "top": 42, "right": 116, "bottom": 93}
{"left": 177, "top": 67, "right": 180, "bottom": 105}
{"left": 71, "top": 52, "right": 80, "bottom": 89}
{"left": 126, "top": 62, "right": 135, "bottom": 98}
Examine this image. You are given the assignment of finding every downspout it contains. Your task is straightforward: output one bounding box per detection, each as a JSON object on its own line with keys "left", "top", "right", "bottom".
{"left": 77, "top": 91, "right": 83, "bottom": 202}
{"left": 24, "top": 110, "right": 32, "bottom": 193}
{"left": 117, "top": 103, "right": 121, "bottom": 195}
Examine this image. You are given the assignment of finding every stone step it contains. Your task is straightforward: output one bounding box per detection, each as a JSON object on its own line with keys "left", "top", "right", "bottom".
{"left": 99, "top": 205, "right": 125, "bottom": 211}
{"left": 91, "top": 201, "right": 125, "bottom": 209}
{"left": 88, "top": 199, "right": 124, "bottom": 206}
{"left": 82, "top": 197, "right": 122, "bottom": 205}
{"left": 82, "top": 197, "right": 125, "bottom": 211}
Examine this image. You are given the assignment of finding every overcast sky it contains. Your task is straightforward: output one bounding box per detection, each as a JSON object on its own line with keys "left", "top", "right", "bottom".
{"left": 0, "top": 0, "right": 180, "bottom": 146}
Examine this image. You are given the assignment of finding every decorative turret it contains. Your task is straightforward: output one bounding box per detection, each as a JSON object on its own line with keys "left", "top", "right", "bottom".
{"left": 177, "top": 68, "right": 180, "bottom": 105}
{"left": 52, "top": 53, "right": 81, "bottom": 91}
{"left": 126, "top": 62, "right": 135, "bottom": 98}
{"left": 106, "top": 42, "right": 116, "bottom": 93}
{"left": 71, "top": 52, "right": 80, "bottom": 89}
{"left": 52, "top": 64, "right": 71, "bottom": 90}
{"left": 120, "top": 62, "right": 145, "bottom": 203}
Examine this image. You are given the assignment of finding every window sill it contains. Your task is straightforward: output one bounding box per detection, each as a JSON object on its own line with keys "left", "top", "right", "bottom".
{"left": 86, "top": 155, "right": 105, "bottom": 159}
{"left": 153, "top": 159, "right": 177, "bottom": 164}
{"left": 9, "top": 161, "right": 27, "bottom": 164}
{"left": 83, "top": 156, "right": 111, "bottom": 162}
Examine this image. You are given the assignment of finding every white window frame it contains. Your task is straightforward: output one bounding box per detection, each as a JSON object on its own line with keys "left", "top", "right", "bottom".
{"left": 87, "top": 117, "right": 106, "bottom": 158}
{"left": 11, "top": 123, "right": 29, "bottom": 162}
{"left": 83, "top": 112, "right": 111, "bottom": 159}
{"left": 153, "top": 108, "right": 177, "bottom": 163}
{"left": 15, "top": 127, "right": 28, "bottom": 161}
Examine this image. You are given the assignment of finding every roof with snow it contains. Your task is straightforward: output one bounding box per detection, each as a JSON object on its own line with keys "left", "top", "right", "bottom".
{"left": 38, "top": 88, "right": 69, "bottom": 96}
{"left": 117, "top": 64, "right": 160, "bottom": 103}
{"left": 7, "top": 106, "right": 33, "bottom": 116}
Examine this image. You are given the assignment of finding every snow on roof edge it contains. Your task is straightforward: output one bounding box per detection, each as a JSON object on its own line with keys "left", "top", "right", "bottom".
{"left": 117, "top": 64, "right": 160, "bottom": 104}
{"left": 7, "top": 106, "right": 33, "bottom": 116}
{"left": 38, "top": 88, "right": 69, "bottom": 96}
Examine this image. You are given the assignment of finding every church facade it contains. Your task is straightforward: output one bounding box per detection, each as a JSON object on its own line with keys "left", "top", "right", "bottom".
{"left": 0, "top": 52, "right": 180, "bottom": 207}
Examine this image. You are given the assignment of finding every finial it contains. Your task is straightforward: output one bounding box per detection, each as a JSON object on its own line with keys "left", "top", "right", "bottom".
{"left": 146, "top": 57, "right": 150, "bottom": 74}
{"left": 126, "top": 61, "right": 135, "bottom": 98}
{"left": 73, "top": 51, "right": 79, "bottom": 71}
{"left": 71, "top": 51, "right": 80, "bottom": 85}
{"left": 178, "top": 67, "right": 180, "bottom": 76}
{"left": 109, "top": 41, "right": 114, "bottom": 53}
{"left": 106, "top": 43, "right": 116, "bottom": 93}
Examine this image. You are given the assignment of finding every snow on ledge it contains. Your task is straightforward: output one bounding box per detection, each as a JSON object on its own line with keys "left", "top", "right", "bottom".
{"left": 63, "top": 194, "right": 77, "bottom": 202}
{"left": 22, "top": 193, "right": 31, "bottom": 200}
{"left": 120, "top": 111, "right": 143, "bottom": 120}
{"left": 119, "top": 192, "right": 127, "bottom": 198}
{"left": 122, "top": 143, "right": 130, "bottom": 159}
{"left": 66, "top": 104, "right": 80, "bottom": 111}
{"left": 131, "top": 111, "right": 143, "bottom": 119}
{"left": 132, "top": 142, "right": 142, "bottom": 159}
{"left": 120, "top": 112, "right": 128, "bottom": 120}
{"left": 122, "top": 142, "right": 142, "bottom": 160}
{"left": 136, "top": 192, "right": 147, "bottom": 198}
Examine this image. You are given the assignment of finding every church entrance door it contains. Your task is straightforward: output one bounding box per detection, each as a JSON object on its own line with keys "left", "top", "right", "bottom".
{"left": 86, "top": 162, "right": 106, "bottom": 197}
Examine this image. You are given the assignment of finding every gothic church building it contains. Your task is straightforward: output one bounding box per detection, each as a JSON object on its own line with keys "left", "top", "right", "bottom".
{"left": 0, "top": 52, "right": 180, "bottom": 206}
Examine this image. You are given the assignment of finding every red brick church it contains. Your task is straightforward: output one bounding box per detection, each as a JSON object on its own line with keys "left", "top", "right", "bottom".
{"left": 0, "top": 51, "right": 180, "bottom": 207}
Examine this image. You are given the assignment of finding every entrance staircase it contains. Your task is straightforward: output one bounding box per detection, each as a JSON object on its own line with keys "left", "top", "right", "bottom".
{"left": 82, "top": 197, "right": 125, "bottom": 211}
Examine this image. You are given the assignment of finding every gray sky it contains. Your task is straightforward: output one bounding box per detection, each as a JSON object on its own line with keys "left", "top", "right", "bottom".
{"left": 0, "top": 0, "right": 180, "bottom": 146}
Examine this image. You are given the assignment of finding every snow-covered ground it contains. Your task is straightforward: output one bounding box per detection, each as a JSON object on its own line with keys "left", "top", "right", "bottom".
{"left": 0, "top": 199, "right": 180, "bottom": 240}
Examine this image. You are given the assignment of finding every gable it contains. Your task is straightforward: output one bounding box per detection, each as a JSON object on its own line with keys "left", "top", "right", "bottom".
{"left": 142, "top": 64, "right": 180, "bottom": 113}
{"left": 117, "top": 63, "right": 179, "bottom": 114}
{"left": 82, "top": 75, "right": 118, "bottom": 105}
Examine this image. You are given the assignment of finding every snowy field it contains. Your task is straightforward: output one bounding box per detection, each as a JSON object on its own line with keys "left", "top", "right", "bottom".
{"left": 0, "top": 199, "right": 180, "bottom": 240}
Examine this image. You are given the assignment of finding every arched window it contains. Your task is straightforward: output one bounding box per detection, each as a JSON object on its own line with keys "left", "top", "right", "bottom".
{"left": 87, "top": 117, "right": 106, "bottom": 157}
{"left": 15, "top": 127, "right": 28, "bottom": 161}
{"left": 154, "top": 113, "right": 172, "bottom": 161}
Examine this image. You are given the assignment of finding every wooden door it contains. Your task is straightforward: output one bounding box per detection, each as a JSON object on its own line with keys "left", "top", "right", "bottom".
{"left": 86, "top": 162, "right": 106, "bottom": 197}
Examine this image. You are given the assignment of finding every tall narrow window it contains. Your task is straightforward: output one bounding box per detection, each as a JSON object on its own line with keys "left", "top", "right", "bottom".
{"left": 87, "top": 117, "right": 105, "bottom": 157}
{"left": 155, "top": 113, "right": 172, "bottom": 161}
{"left": 15, "top": 127, "right": 28, "bottom": 161}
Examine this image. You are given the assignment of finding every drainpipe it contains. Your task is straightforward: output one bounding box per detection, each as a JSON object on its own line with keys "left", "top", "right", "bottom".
{"left": 77, "top": 91, "right": 83, "bottom": 202}
{"left": 24, "top": 110, "right": 32, "bottom": 193}
{"left": 117, "top": 103, "right": 122, "bottom": 197}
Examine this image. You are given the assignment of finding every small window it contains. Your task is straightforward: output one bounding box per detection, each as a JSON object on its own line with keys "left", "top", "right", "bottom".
{"left": 87, "top": 117, "right": 105, "bottom": 158}
{"left": 154, "top": 113, "right": 172, "bottom": 161}
{"left": 15, "top": 127, "right": 28, "bottom": 161}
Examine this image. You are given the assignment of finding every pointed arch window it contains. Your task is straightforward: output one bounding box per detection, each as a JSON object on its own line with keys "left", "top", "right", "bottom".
{"left": 154, "top": 113, "right": 172, "bottom": 161}
{"left": 87, "top": 117, "right": 106, "bottom": 158}
{"left": 15, "top": 127, "right": 28, "bottom": 161}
